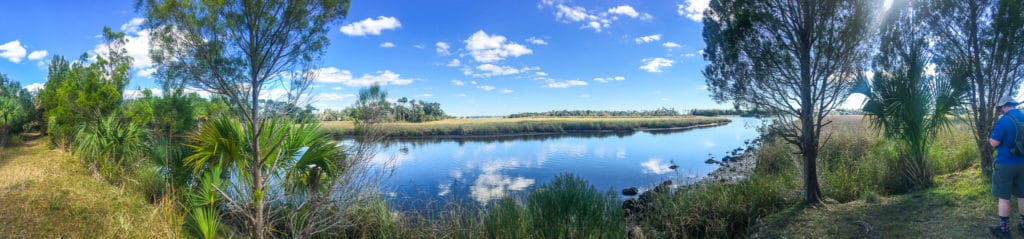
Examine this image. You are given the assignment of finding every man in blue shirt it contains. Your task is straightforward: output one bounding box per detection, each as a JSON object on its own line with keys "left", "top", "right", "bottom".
{"left": 990, "top": 95, "right": 1024, "bottom": 238}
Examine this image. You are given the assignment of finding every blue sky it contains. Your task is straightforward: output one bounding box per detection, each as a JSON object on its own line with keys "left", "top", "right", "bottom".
{"left": 0, "top": 0, "right": 863, "bottom": 116}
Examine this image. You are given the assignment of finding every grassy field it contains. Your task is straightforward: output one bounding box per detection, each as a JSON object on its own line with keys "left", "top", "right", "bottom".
{"left": 0, "top": 134, "right": 180, "bottom": 238}
{"left": 321, "top": 116, "right": 730, "bottom": 138}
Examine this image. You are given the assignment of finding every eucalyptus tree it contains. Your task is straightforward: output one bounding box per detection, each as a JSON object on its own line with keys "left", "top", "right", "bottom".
{"left": 926, "top": 0, "right": 1024, "bottom": 175}
{"left": 137, "top": 0, "right": 350, "bottom": 237}
{"left": 863, "top": 0, "right": 968, "bottom": 189}
{"left": 702, "top": 0, "right": 876, "bottom": 204}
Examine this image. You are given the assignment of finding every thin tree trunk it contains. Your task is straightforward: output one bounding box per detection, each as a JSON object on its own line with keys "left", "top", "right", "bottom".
{"left": 798, "top": 1, "right": 822, "bottom": 205}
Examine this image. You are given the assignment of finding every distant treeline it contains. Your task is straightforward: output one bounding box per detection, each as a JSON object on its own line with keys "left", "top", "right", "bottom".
{"left": 318, "top": 96, "right": 449, "bottom": 122}
{"left": 689, "top": 109, "right": 772, "bottom": 117}
{"left": 507, "top": 108, "right": 681, "bottom": 118}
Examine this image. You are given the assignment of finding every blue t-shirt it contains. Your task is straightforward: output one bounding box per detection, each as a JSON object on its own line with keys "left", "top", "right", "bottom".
{"left": 992, "top": 109, "right": 1024, "bottom": 164}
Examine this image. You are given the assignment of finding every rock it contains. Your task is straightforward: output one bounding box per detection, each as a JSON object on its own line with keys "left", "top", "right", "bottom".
{"left": 622, "top": 187, "right": 639, "bottom": 196}
{"left": 622, "top": 198, "right": 641, "bottom": 212}
{"left": 705, "top": 158, "right": 720, "bottom": 164}
{"left": 668, "top": 164, "right": 678, "bottom": 170}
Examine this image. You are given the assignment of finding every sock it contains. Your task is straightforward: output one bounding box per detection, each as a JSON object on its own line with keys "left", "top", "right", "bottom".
{"left": 1001, "top": 216, "right": 1011, "bottom": 232}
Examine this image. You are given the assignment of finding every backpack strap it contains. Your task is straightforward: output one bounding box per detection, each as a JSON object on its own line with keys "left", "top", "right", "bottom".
{"left": 1004, "top": 112, "right": 1023, "bottom": 154}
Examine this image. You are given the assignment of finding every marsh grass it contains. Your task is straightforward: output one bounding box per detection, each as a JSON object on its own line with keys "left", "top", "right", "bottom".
{"left": 322, "top": 116, "right": 729, "bottom": 138}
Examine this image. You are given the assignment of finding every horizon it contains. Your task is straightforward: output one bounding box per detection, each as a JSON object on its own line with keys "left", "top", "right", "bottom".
{"left": 0, "top": 0, "right": 869, "bottom": 116}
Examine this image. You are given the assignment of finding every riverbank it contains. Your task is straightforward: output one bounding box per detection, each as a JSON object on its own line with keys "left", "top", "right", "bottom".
{"left": 321, "top": 116, "right": 730, "bottom": 138}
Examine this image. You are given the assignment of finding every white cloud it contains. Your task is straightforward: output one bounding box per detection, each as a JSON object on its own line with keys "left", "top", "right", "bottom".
{"left": 316, "top": 93, "right": 355, "bottom": 101}
{"left": 501, "top": 88, "right": 514, "bottom": 94}
{"left": 137, "top": 68, "right": 157, "bottom": 77}
{"left": 640, "top": 57, "right": 674, "bottom": 73}
{"left": 544, "top": 80, "right": 588, "bottom": 88}
{"left": 470, "top": 80, "right": 478, "bottom": 85}
{"left": 679, "top": 0, "right": 710, "bottom": 22}
{"left": 331, "top": 86, "right": 343, "bottom": 90}
{"left": 311, "top": 67, "right": 414, "bottom": 86}
{"left": 451, "top": 80, "right": 465, "bottom": 86}
{"left": 635, "top": 34, "right": 662, "bottom": 44}
{"left": 416, "top": 93, "right": 433, "bottom": 98}
{"left": 313, "top": 67, "right": 354, "bottom": 83}
{"left": 123, "top": 88, "right": 164, "bottom": 99}
{"left": 555, "top": 4, "right": 592, "bottom": 22}
{"left": 608, "top": 5, "right": 639, "bottom": 18}
{"left": 477, "top": 85, "right": 496, "bottom": 91}
{"left": 464, "top": 30, "right": 532, "bottom": 63}
{"left": 535, "top": 71, "right": 548, "bottom": 76}
{"left": 120, "top": 18, "right": 145, "bottom": 33}
{"left": 380, "top": 42, "right": 395, "bottom": 48}
{"left": 0, "top": 40, "right": 27, "bottom": 63}
{"left": 526, "top": 37, "right": 548, "bottom": 45}
{"left": 475, "top": 64, "right": 522, "bottom": 77}
{"left": 593, "top": 76, "right": 625, "bottom": 83}
{"left": 436, "top": 42, "right": 450, "bottom": 55}
{"left": 446, "top": 59, "right": 461, "bottom": 67}
{"left": 93, "top": 20, "right": 154, "bottom": 70}
{"left": 23, "top": 83, "right": 44, "bottom": 92}
{"left": 27, "top": 50, "right": 48, "bottom": 61}
{"left": 340, "top": 16, "right": 401, "bottom": 36}
{"left": 684, "top": 53, "right": 698, "bottom": 57}
{"left": 663, "top": 42, "right": 682, "bottom": 48}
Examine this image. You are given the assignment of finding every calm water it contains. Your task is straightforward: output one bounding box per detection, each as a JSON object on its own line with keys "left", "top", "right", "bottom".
{"left": 355, "top": 117, "right": 765, "bottom": 208}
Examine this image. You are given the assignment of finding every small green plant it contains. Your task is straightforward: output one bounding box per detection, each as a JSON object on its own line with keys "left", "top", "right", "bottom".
{"left": 187, "top": 166, "right": 225, "bottom": 239}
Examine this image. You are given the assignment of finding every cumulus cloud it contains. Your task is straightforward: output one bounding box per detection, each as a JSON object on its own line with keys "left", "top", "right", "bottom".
{"left": 679, "top": 0, "right": 710, "bottom": 22}
{"left": 94, "top": 18, "right": 154, "bottom": 73}
{"left": 311, "top": 67, "right": 414, "bottom": 86}
{"left": 635, "top": 34, "right": 661, "bottom": 44}
{"left": 593, "top": 76, "right": 625, "bottom": 83}
{"left": 544, "top": 80, "right": 588, "bottom": 88}
{"left": 640, "top": 57, "right": 674, "bottom": 73}
{"left": 27, "top": 50, "right": 48, "bottom": 61}
{"left": 446, "top": 59, "right": 461, "bottom": 67}
{"left": 663, "top": 42, "right": 682, "bottom": 48}
{"left": 608, "top": 5, "right": 639, "bottom": 18}
{"left": 416, "top": 93, "right": 433, "bottom": 98}
{"left": 477, "top": 85, "right": 496, "bottom": 91}
{"left": 464, "top": 30, "right": 532, "bottom": 63}
{"left": 380, "top": 42, "right": 395, "bottom": 48}
{"left": 436, "top": 42, "right": 450, "bottom": 55}
{"left": 0, "top": 40, "right": 27, "bottom": 63}
{"left": 451, "top": 80, "right": 465, "bottom": 86}
{"left": 23, "top": 83, "right": 44, "bottom": 92}
{"left": 501, "top": 88, "right": 514, "bottom": 94}
{"left": 475, "top": 64, "right": 522, "bottom": 77}
{"left": 340, "top": 16, "right": 401, "bottom": 36}
{"left": 315, "top": 93, "right": 354, "bottom": 101}
{"left": 526, "top": 37, "right": 548, "bottom": 45}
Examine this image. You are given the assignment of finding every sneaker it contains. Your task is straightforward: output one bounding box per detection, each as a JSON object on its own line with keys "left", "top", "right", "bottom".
{"left": 991, "top": 226, "right": 1012, "bottom": 239}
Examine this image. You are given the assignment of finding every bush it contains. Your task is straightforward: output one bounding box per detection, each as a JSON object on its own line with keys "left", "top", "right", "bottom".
{"left": 524, "top": 173, "right": 624, "bottom": 239}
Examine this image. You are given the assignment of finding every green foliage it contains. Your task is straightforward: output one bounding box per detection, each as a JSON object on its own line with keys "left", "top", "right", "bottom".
{"left": 703, "top": 0, "right": 877, "bottom": 204}
{"left": 40, "top": 29, "right": 133, "bottom": 149}
{"left": 187, "top": 166, "right": 226, "bottom": 239}
{"left": 0, "top": 73, "right": 34, "bottom": 147}
{"left": 477, "top": 174, "right": 625, "bottom": 239}
{"left": 927, "top": 0, "right": 1024, "bottom": 175}
{"left": 863, "top": 0, "right": 968, "bottom": 189}
{"left": 74, "top": 115, "right": 148, "bottom": 183}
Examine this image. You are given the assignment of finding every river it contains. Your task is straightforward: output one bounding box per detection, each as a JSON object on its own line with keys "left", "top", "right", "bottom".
{"left": 348, "top": 117, "right": 766, "bottom": 209}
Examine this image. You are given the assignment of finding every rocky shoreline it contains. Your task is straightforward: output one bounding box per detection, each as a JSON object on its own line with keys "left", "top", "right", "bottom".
{"left": 621, "top": 145, "right": 760, "bottom": 239}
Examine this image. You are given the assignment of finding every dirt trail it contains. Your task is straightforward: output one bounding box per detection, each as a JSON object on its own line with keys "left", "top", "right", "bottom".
{"left": 0, "top": 134, "right": 179, "bottom": 238}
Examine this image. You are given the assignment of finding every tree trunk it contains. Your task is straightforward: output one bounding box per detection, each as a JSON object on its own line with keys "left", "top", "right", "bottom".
{"left": 251, "top": 84, "right": 265, "bottom": 239}
{"left": 797, "top": 2, "right": 822, "bottom": 205}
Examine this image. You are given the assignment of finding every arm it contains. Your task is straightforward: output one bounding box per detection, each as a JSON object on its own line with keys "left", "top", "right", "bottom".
{"left": 992, "top": 138, "right": 1001, "bottom": 148}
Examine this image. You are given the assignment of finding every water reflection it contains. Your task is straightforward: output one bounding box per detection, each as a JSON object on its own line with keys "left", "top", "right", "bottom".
{"left": 371, "top": 117, "right": 765, "bottom": 206}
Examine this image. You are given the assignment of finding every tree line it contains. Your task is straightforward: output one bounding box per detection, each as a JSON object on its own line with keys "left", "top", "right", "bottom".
{"left": 317, "top": 86, "right": 449, "bottom": 123}
{"left": 508, "top": 108, "right": 681, "bottom": 118}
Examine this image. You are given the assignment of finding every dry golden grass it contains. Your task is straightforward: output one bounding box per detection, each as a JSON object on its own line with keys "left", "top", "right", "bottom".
{"left": 0, "top": 134, "right": 181, "bottom": 238}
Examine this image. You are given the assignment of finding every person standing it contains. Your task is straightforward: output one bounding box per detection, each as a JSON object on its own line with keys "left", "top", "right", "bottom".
{"left": 990, "top": 95, "right": 1024, "bottom": 238}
